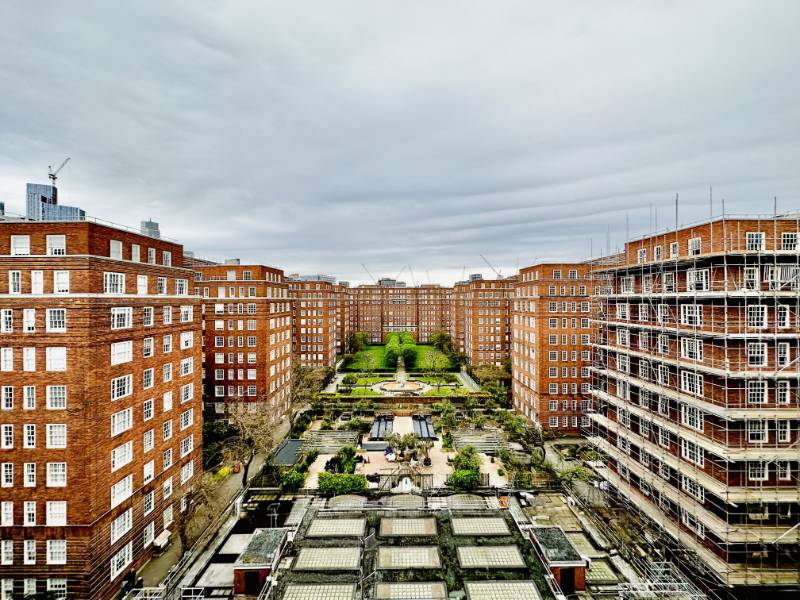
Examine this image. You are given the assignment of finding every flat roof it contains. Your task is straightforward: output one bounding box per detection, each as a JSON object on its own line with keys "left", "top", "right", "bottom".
{"left": 531, "top": 527, "right": 583, "bottom": 565}
{"left": 235, "top": 528, "right": 288, "bottom": 566}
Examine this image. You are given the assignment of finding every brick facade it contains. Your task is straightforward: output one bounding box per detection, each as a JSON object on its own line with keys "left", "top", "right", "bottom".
{"left": 0, "top": 221, "right": 203, "bottom": 599}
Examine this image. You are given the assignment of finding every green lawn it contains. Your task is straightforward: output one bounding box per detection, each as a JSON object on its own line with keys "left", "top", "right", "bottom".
{"left": 414, "top": 345, "right": 452, "bottom": 370}
{"left": 349, "top": 345, "right": 389, "bottom": 370}
{"left": 349, "top": 388, "right": 382, "bottom": 396}
{"left": 412, "top": 376, "right": 453, "bottom": 385}
{"left": 356, "top": 376, "right": 387, "bottom": 386}
{"left": 421, "top": 386, "right": 472, "bottom": 396}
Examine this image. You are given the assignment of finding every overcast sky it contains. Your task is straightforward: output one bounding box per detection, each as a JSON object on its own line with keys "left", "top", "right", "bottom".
{"left": 1, "top": 1, "right": 799, "bottom": 285}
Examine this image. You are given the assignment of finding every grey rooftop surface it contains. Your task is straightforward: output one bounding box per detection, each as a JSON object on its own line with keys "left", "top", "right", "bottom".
{"left": 531, "top": 527, "right": 583, "bottom": 565}
{"left": 457, "top": 545, "right": 526, "bottom": 569}
{"left": 451, "top": 517, "right": 510, "bottom": 536}
{"left": 282, "top": 583, "right": 357, "bottom": 600}
{"left": 293, "top": 547, "right": 361, "bottom": 571}
{"left": 464, "top": 581, "right": 542, "bottom": 600}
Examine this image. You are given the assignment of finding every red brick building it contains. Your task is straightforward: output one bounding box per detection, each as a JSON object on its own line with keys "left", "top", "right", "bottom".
{"left": 0, "top": 220, "right": 203, "bottom": 599}
{"left": 287, "top": 278, "right": 339, "bottom": 367}
{"left": 193, "top": 264, "right": 292, "bottom": 417}
{"left": 588, "top": 216, "right": 800, "bottom": 588}
{"left": 512, "top": 263, "right": 594, "bottom": 432}
{"left": 452, "top": 276, "right": 516, "bottom": 366}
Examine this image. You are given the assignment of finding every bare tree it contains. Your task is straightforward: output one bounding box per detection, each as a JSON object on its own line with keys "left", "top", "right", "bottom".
{"left": 225, "top": 398, "right": 283, "bottom": 486}
{"left": 421, "top": 349, "right": 449, "bottom": 389}
{"left": 173, "top": 470, "right": 221, "bottom": 552}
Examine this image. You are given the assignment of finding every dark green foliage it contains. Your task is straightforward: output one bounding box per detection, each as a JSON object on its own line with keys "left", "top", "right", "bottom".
{"left": 342, "top": 417, "right": 371, "bottom": 434}
{"left": 449, "top": 469, "right": 480, "bottom": 491}
{"left": 280, "top": 468, "right": 306, "bottom": 491}
{"left": 401, "top": 345, "right": 417, "bottom": 368}
{"left": 289, "top": 412, "right": 312, "bottom": 438}
{"left": 317, "top": 472, "right": 367, "bottom": 495}
{"left": 341, "top": 374, "right": 358, "bottom": 385}
{"left": 451, "top": 445, "right": 482, "bottom": 471}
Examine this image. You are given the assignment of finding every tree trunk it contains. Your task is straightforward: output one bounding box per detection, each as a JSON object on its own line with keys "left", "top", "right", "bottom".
{"left": 241, "top": 449, "right": 256, "bottom": 486}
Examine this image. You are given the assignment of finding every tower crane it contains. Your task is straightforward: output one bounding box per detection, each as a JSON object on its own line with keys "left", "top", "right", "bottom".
{"left": 361, "top": 264, "right": 378, "bottom": 285}
{"left": 408, "top": 265, "right": 418, "bottom": 287}
{"left": 394, "top": 265, "right": 407, "bottom": 282}
{"left": 480, "top": 254, "right": 503, "bottom": 278}
{"left": 48, "top": 157, "right": 71, "bottom": 186}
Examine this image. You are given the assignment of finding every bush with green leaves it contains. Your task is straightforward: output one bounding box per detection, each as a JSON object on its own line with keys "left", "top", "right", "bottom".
{"left": 449, "top": 469, "right": 480, "bottom": 492}
{"left": 317, "top": 472, "right": 367, "bottom": 495}
{"left": 341, "top": 374, "right": 358, "bottom": 386}
{"left": 451, "top": 445, "right": 482, "bottom": 472}
{"left": 342, "top": 418, "right": 371, "bottom": 434}
{"left": 280, "top": 468, "right": 306, "bottom": 491}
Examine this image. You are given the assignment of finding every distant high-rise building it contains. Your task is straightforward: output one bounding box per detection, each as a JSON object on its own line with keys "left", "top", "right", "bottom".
{"left": 140, "top": 219, "right": 161, "bottom": 239}
{"left": 25, "top": 183, "right": 85, "bottom": 221}
{"left": 286, "top": 273, "right": 337, "bottom": 284}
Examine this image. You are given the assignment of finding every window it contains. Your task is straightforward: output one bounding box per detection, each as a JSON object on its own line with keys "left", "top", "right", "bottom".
{"left": 686, "top": 269, "right": 709, "bottom": 291}
{"left": 110, "top": 475, "right": 133, "bottom": 508}
{"left": 180, "top": 331, "right": 194, "bottom": 349}
{"left": 143, "top": 306, "right": 154, "bottom": 326}
{"left": 1, "top": 463, "right": 13, "bottom": 486}
{"left": 163, "top": 476, "right": 173, "bottom": 499}
{"left": 746, "top": 231, "right": 765, "bottom": 251}
{"left": 777, "top": 420, "right": 790, "bottom": 443}
{"left": 46, "top": 463, "right": 67, "bottom": 487}
{"left": 45, "top": 347, "right": 67, "bottom": 371}
{"left": 162, "top": 251, "right": 172, "bottom": 266}
{"left": 110, "top": 240, "right": 123, "bottom": 260}
{"left": 181, "top": 461, "right": 194, "bottom": 484}
{"left": 680, "top": 337, "right": 703, "bottom": 361}
{"left": 103, "top": 272, "right": 126, "bottom": 294}
{"left": 110, "top": 542, "right": 133, "bottom": 580}
{"left": 747, "top": 420, "right": 767, "bottom": 443}
{"left": 144, "top": 429, "right": 154, "bottom": 452}
{"left": 9, "top": 270, "right": 21, "bottom": 294}
{"left": 46, "top": 234, "right": 66, "bottom": 256}
{"left": 0, "top": 502, "right": 11, "bottom": 526}
{"left": 180, "top": 434, "right": 194, "bottom": 457}
{"left": 110, "top": 341, "right": 133, "bottom": 365}
{"left": 111, "top": 374, "right": 132, "bottom": 400}
{"left": 0, "top": 309, "right": 12, "bottom": 333}
{"left": 45, "top": 308, "right": 66, "bottom": 332}
{"left": 681, "top": 509, "right": 705, "bottom": 538}
{"left": 143, "top": 337, "right": 154, "bottom": 358}
{"left": 148, "top": 248, "right": 156, "bottom": 264}
{"left": 680, "top": 438, "right": 704, "bottom": 466}
{"left": 747, "top": 343, "right": 767, "bottom": 367}
{"left": 110, "top": 508, "right": 133, "bottom": 545}
{"left": 163, "top": 420, "right": 173, "bottom": 441}
{"left": 46, "top": 501, "right": 67, "bottom": 526}
{"left": 11, "top": 235, "right": 31, "bottom": 255}
{"left": 111, "top": 408, "right": 133, "bottom": 437}
{"left": 743, "top": 266, "right": 759, "bottom": 290}
{"left": 23, "top": 501, "right": 36, "bottom": 526}
{"left": 144, "top": 491, "right": 154, "bottom": 515}
{"left": 132, "top": 244, "right": 141, "bottom": 262}
{"left": 163, "top": 306, "right": 172, "bottom": 324}
{"left": 46, "top": 424, "right": 67, "bottom": 448}
{"left": 24, "top": 539, "right": 36, "bottom": 565}
{"left": 748, "top": 461, "right": 768, "bottom": 481}
{"left": 53, "top": 270, "right": 70, "bottom": 293}
{"left": 46, "top": 385, "right": 67, "bottom": 409}
{"left": 781, "top": 232, "right": 799, "bottom": 251}
{"left": 137, "top": 275, "right": 148, "bottom": 295}
{"left": 680, "top": 371, "right": 704, "bottom": 397}
{"left": 47, "top": 540, "right": 67, "bottom": 565}
{"left": 31, "top": 270, "right": 43, "bottom": 294}
{"left": 143, "top": 399, "right": 154, "bottom": 421}
{"left": 144, "top": 521, "right": 155, "bottom": 547}
{"left": 163, "top": 505, "right": 174, "bottom": 527}
{"left": 747, "top": 305, "right": 767, "bottom": 328}
{"left": 687, "top": 237, "right": 701, "bottom": 256}
{"left": 163, "top": 448, "right": 173, "bottom": 470}
{"left": 111, "top": 307, "right": 132, "bottom": 329}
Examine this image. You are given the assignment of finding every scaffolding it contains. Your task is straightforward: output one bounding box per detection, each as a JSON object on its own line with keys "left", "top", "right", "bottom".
{"left": 584, "top": 211, "right": 800, "bottom": 596}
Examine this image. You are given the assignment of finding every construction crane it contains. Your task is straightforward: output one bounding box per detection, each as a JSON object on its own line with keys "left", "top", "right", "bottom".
{"left": 480, "top": 254, "right": 503, "bottom": 278}
{"left": 361, "top": 263, "right": 378, "bottom": 285}
{"left": 394, "top": 265, "right": 407, "bottom": 283}
{"left": 408, "top": 265, "right": 418, "bottom": 287}
{"left": 48, "top": 157, "right": 71, "bottom": 186}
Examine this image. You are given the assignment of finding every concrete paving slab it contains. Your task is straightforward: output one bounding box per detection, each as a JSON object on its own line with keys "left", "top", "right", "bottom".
{"left": 374, "top": 582, "right": 447, "bottom": 599}
{"left": 377, "top": 546, "right": 441, "bottom": 569}
{"left": 195, "top": 562, "right": 234, "bottom": 587}
{"left": 307, "top": 518, "right": 366, "bottom": 538}
{"left": 464, "top": 581, "right": 542, "bottom": 600}
{"left": 293, "top": 547, "right": 361, "bottom": 571}
{"left": 457, "top": 546, "right": 526, "bottom": 569}
{"left": 379, "top": 518, "right": 437, "bottom": 537}
{"left": 218, "top": 533, "right": 253, "bottom": 555}
{"left": 283, "top": 583, "right": 357, "bottom": 600}
{"left": 452, "top": 518, "right": 510, "bottom": 536}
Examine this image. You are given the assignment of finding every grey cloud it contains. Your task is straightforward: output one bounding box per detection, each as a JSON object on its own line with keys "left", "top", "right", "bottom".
{"left": 1, "top": 0, "right": 799, "bottom": 285}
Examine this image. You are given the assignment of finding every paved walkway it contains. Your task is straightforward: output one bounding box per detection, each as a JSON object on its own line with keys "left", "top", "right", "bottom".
{"left": 138, "top": 415, "right": 291, "bottom": 586}
{"left": 396, "top": 358, "right": 407, "bottom": 382}
{"left": 457, "top": 370, "right": 481, "bottom": 391}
